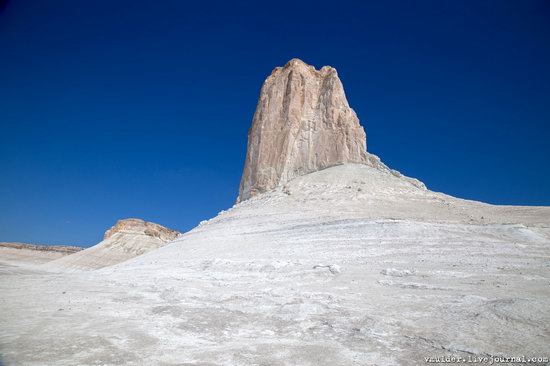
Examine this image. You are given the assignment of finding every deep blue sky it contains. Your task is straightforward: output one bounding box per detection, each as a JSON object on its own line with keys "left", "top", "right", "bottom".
{"left": 1, "top": 1, "right": 549, "bottom": 247}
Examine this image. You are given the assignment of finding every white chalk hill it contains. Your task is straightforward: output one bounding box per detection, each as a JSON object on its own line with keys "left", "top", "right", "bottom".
{"left": 43, "top": 218, "right": 180, "bottom": 271}
{"left": 67, "top": 164, "right": 549, "bottom": 364}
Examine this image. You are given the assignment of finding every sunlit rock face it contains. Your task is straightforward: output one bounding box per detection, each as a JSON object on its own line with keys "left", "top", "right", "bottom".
{"left": 238, "top": 58, "right": 368, "bottom": 202}
{"left": 103, "top": 218, "right": 180, "bottom": 242}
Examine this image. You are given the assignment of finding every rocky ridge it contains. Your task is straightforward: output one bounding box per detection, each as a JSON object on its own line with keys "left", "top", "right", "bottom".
{"left": 0, "top": 242, "right": 82, "bottom": 254}
{"left": 103, "top": 218, "right": 180, "bottom": 242}
{"left": 0, "top": 242, "right": 82, "bottom": 266}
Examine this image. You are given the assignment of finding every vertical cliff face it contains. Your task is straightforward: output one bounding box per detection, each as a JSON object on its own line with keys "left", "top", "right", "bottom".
{"left": 238, "top": 58, "right": 368, "bottom": 202}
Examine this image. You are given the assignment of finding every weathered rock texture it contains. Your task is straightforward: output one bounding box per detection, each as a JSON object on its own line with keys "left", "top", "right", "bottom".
{"left": 103, "top": 218, "right": 180, "bottom": 242}
{"left": 238, "top": 58, "right": 369, "bottom": 202}
{"left": 43, "top": 218, "right": 180, "bottom": 271}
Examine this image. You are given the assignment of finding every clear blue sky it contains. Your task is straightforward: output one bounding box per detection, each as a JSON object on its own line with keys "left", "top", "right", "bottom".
{"left": 1, "top": 0, "right": 549, "bottom": 247}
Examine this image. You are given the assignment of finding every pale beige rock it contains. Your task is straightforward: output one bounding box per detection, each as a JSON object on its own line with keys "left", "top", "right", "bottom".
{"left": 43, "top": 218, "right": 180, "bottom": 271}
{"left": 238, "top": 58, "right": 369, "bottom": 202}
{"left": 103, "top": 218, "right": 180, "bottom": 242}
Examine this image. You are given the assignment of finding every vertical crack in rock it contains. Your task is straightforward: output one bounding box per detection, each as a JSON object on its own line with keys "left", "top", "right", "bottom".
{"left": 238, "top": 58, "right": 369, "bottom": 202}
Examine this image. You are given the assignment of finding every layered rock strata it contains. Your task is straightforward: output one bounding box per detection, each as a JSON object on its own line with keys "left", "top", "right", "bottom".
{"left": 42, "top": 218, "right": 180, "bottom": 271}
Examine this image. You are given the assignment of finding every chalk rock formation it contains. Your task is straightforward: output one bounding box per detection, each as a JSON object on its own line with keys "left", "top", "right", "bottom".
{"left": 0, "top": 242, "right": 82, "bottom": 266}
{"left": 43, "top": 218, "right": 180, "bottom": 271}
{"left": 103, "top": 218, "right": 180, "bottom": 242}
{"left": 238, "top": 58, "right": 369, "bottom": 201}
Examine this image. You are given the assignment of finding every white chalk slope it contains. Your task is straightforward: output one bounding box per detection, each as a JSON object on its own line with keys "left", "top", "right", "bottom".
{"left": 1, "top": 164, "right": 549, "bottom": 365}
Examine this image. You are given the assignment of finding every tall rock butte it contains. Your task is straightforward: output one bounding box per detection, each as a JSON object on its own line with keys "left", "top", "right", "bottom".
{"left": 238, "top": 58, "right": 369, "bottom": 202}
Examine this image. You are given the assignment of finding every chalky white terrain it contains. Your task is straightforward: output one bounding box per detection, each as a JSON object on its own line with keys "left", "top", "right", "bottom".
{"left": 1, "top": 60, "right": 549, "bottom": 366}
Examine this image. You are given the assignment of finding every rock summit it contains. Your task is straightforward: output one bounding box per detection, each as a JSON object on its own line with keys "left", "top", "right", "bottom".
{"left": 238, "top": 58, "right": 369, "bottom": 201}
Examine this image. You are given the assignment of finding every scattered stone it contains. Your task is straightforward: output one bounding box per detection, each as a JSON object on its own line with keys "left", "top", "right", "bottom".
{"left": 313, "top": 264, "right": 342, "bottom": 274}
{"left": 380, "top": 268, "right": 415, "bottom": 277}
